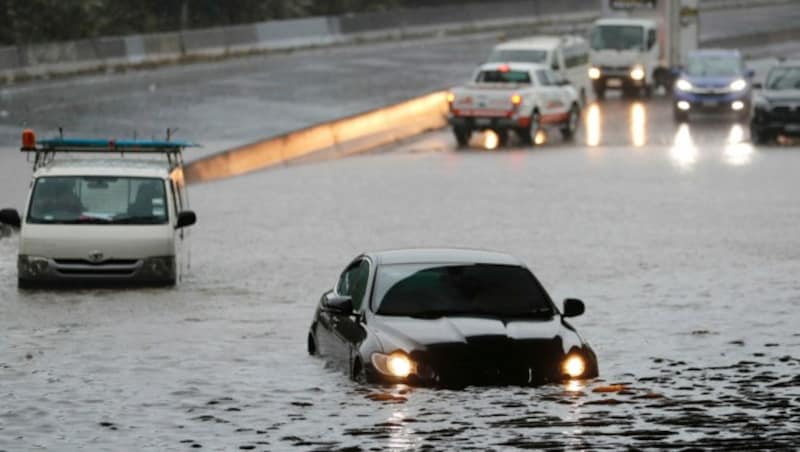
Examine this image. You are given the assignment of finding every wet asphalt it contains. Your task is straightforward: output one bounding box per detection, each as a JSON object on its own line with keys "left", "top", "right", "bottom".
{"left": 1, "top": 6, "right": 800, "bottom": 451}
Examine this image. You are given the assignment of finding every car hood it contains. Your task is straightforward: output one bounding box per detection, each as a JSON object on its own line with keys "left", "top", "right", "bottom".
{"left": 761, "top": 89, "right": 800, "bottom": 103}
{"left": 370, "top": 314, "right": 583, "bottom": 355}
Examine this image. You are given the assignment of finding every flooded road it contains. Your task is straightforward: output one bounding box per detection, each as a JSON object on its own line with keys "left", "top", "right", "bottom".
{"left": 2, "top": 90, "right": 800, "bottom": 449}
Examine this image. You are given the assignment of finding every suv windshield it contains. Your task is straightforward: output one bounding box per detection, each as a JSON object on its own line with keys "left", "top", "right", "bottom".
{"left": 590, "top": 25, "right": 644, "bottom": 51}
{"left": 687, "top": 55, "right": 741, "bottom": 77}
{"left": 373, "top": 263, "right": 553, "bottom": 318}
{"left": 487, "top": 49, "right": 548, "bottom": 64}
{"left": 476, "top": 70, "right": 531, "bottom": 83}
{"left": 27, "top": 176, "right": 168, "bottom": 225}
{"left": 765, "top": 67, "right": 800, "bottom": 90}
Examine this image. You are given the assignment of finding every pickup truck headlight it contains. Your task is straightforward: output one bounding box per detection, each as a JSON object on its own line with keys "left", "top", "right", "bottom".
{"left": 675, "top": 78, "right": 693, "bottom": 92}
{"left": 729, "top": 79, "right": 747, "bottom": 92}
{"left": 629, "top": 65, "right": 645, "bottom": 81}
{"left": 18, "top": 255, "right": 50, "bottom": 278}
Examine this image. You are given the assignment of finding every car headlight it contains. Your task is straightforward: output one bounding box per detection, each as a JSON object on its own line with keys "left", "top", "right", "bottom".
{"left": 18, "top": 255, "right": 50, "bottom": 277}
{"left": 675, "top": 78, "right": 693, "bottom": 92}
{"left": 630, "top": 65, "right": 645, "bottom": 81}
{"left": 371, "top": 351, "right": 416, "bottom": 378}
{"left": 729, "top": 78, "right": 747, "bottom": 92}
{"left": 588, "top": 67, "right": 601, "bottom": 80}
{"left": 562, "top": 354, "right": 586, "bottom": 378}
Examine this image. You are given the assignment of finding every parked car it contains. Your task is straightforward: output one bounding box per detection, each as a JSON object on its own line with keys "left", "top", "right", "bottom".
{"left": 307, "top": 248, "right": 599, "bottom": 387}
{"left": 672, "top": 49, "right": 754, "bottom": 122}
{"left": 447, "top": 62, "right": 581, "bottom": 148}
{"left": 750, "top": 60, "right": 800, "bottom": 144}
{"left": 0, "top": 130, "right": 197, "bottom": 288}
{"left": 487, "top": 35, "right": 591, "bottom": 106}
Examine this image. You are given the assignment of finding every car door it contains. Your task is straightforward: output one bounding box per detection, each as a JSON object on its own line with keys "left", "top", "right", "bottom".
{"left": 535, "top": 70, "right": 568, "bottom": 122}
{"left": 329, "top": 258, "right": 371, "bottom": 372}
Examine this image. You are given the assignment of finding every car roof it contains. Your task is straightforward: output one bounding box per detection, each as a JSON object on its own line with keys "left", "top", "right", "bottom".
{"left": 33, "top": 158, "right": 172, "bottom": 178}
{"left": 594, "top": 17, "right": 655, "bottom": 27}
{"left": 369, "top": 248, "right": 524, "bottom": 266}
{"left": 688, "top": 49, "right": 741, "bottom": 58}
{"left": 478, "top": 62, "right": 547, "bottom": 72}
{"left": 493, "top": 35, "right": 585, "bottom": 50}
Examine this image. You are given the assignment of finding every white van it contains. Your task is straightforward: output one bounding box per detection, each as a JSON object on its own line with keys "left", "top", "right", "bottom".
{"left": 0, "top": 131, "right": 197, "bottom": 288}
{"left": 487, "top": 35, "right": 591, "bottom": 106}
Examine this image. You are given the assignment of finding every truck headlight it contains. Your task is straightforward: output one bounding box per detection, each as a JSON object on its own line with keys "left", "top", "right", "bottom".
{"left": 588, "top": 67, "right": 601, "bottom": 80}
{"left": 371, "top": 351, "right": 416, "bottom": 378}
{"left": 729, "top": 78, "right": 747, "bottom": 92}
{"left": 562, "top": 354, "right": 586, "bottom": 378}
{"left": 675, "top": 78, "right": 693, "bottom": 92}
{"left": 18, "top": 255, "right": 49, "bottom": 277}
{"left": 630, "top": 65, "right": 645, "bottom": 81}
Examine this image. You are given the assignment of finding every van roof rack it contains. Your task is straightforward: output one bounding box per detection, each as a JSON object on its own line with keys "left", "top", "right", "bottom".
{"left": 20, "top": 129, "right": 198, "bottom": 172}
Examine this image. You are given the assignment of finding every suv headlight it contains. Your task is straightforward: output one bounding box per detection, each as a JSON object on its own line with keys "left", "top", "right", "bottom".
{"left": 18, "top": 255, "right": 50, "bottom": 278}
{"left": 729, "top": 79, "right": 747, "bottom": 92}
{"left": 675, "top": 78, "right": 693, "bottom": 92}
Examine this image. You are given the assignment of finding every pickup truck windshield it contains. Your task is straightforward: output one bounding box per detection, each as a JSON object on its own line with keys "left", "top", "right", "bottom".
{"left": 487, "top": 49, "right": 548, "bottom": 64}
{"left": 687, "top": 56, "right": 741, "bottom": 77}
{"left": 373, "top": 263, "right": 553, "bottom": 318}
{"left": 27, "top": 176, "right": 168, "bottom": 225}
{"left": 476, "top": 70, "right": 531, "bottom": 83}
{"left": 591, "top": 25, "right": 644, "bottom": 51}
{"left": 765, "top": 67, "right": 800, "bottom": 90}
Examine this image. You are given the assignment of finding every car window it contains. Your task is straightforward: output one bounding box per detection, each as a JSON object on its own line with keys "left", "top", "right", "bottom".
{"left": 551, "top": 50, "right": 561, "bottom": 71}
{"left": 476, "top": 69, "right": 531, "bottom": 83}
{"left": 486, "top": 49, "right": 548, "bottom": 64}
{"left": 536, "top": 70, "right": 554, "bottom": 86}
{"left": 336, "top": 259, "right": 370, "bottom": 311}
{"left": 563, "top": 44, "right": 589, "bottom": 68}
{"left": 765, "top": 67, "right": 800, "bottom": 90}
{"left": 373, "top": 263, "right": 553, "bottom": 317}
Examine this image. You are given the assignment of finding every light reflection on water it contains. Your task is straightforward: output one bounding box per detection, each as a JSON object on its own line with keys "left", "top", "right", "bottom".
{"left": 723, "top": 124, "right": 754, "bottom": 167}
{"left": 669, "top": 124, "right": 698, "bottom": 170}
{"left": 585, "top": 103, "right": 601, "bottom": 147}
{"left": 630, "top": 102, "right": 646, "bottom": 147}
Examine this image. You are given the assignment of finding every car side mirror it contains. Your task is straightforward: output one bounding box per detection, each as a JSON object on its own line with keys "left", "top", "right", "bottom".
{"left": 176, "top": 210, "right": 196, "bottom": 229}
{"left": 746, "top": 69, "right": 755, "bottom": 79}
{"left": 562, "top": 298, "right": 585, "bottom": 318}
{"left": 0, "top": 208, "right": 21, "bottom": 228}
{"left": 323, "top": 294, "right": 353, "bottom": 315}
{"left": 752, "top": 82, "right": 763, "bottom": 90}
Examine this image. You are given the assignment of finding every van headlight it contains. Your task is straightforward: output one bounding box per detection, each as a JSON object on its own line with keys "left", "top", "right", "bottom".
{"left": 729, "top": 78, "right": 747, "bottom": 92}
{"left": 371, "top": 351, "right": 416, "bottom": 378}
{"left": 675, "top": 78, "right": 693, "bottom": 92}
{"left": 630, "top": 65, "right": 645, "bottom": 81}
{"left": 588, "top": 67, "right": 601, "bottom": 80}
{"left": 142, "top": 256, "right": 175, "bottom": 278}
{"left": 18, "top": 255, "right": 50, "bottom": 277}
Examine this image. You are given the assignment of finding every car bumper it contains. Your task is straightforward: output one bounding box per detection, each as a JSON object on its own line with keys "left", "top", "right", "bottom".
{"left": 673, "top": 91, "right": 750, "bottom": 111}
{"left": 449, "top": 115, "right": 530, "bottom": 130}
{"left": 752, "top": 109, "right": 800, "bottom": 136}
{"left": 18, "top": 255, "right": 176, "bottom": 287}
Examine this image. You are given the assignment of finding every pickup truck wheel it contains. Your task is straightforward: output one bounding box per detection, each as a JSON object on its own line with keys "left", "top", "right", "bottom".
{"left": 493, "top": 129, "right": 509, "bottom": 147}
{"left": 520, "top": 111, "right": 541, "bottom": 146}
{"left": 453, "top": 127, "right": 471, "bottom": 148}
{"left": 560, "top": 105, "right": 580, "bottom": 141}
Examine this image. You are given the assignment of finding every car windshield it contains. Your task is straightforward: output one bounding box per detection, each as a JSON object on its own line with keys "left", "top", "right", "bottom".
{"left": 27, "top": 176, "right": 168, "bottom": 225}
{"left": 686, "top": 55, "right": 741, "bottom": 76}
{"left": 475, "top": 70, "right": 531, "bottom": 83}
{"left": 590, "top": 25, "right": 644, "bottom": 51}
{"left": 373, "top": 263, "right": 553, "bottom": 318}
{"left": 487, "top": 49, "right": 548, "bottom": 64}
{"left": 765, "top": 67, "right": 800, "bottom": 90}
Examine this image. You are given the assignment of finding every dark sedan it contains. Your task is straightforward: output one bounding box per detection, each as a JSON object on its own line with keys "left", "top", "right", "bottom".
{"left": 751, "top": 60, "right": 800, "bottom": 144}
{"left": 307, "top": 248, "right": 598, "bottom": 387}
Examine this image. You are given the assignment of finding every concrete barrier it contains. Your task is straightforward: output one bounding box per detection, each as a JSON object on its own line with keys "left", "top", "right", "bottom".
{"left": 184, "top": 91, "right": 448, "bottom": 183}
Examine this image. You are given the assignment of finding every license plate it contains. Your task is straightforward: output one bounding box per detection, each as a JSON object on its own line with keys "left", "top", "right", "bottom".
{"left": 702, "top": 100, "right": 718, "bottom": 107}
{"left": 475, "top": 118, "right": 491, "bottom": 126}
{"left": 606, "top": 79, "right": 622, "bottom": 87}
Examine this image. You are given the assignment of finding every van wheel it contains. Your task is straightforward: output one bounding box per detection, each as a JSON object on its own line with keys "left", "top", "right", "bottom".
{"left": 561, "top": 104, "right": 580, "bottom": 141}
{"left": 17, "top": 279, "right": 33, "bottom": 290}
{"left": 307, "top": 332, "right": 317, "bottom": 356}
{"left": 352, "top": 357, "right": 366, "bottom": 383}
{"left": 453, "top": 127, "right": 471, "bottom": 148}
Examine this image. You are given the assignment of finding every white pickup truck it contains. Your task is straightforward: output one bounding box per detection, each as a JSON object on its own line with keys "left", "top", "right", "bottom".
{"left": 448, "top": 62, "right": 581, "bottom": 147}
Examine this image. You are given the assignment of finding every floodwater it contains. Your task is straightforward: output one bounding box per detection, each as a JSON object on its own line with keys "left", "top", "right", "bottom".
{"left": 2, "top": 13, "right": 800, "bottom": 450}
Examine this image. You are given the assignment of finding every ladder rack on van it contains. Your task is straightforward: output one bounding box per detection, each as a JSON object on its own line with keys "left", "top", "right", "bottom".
{"left": 20, "top": 129, "right": 198, "bottom": 172}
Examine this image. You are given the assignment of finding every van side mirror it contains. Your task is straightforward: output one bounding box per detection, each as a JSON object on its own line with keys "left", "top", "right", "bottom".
{"left": 562, "top": 298, "right": 585, "bottom": 318}
{"left": 176, "top": 210, "right": 196, "bottom": 229}
{"left": 0, "top": 208, "right": 21, "bottom": 228}
{"left": 323, "top": 294, "right": 353, "bottom": 315}
{"left": 752, "top": 82, "right": 763, "bottom": 90}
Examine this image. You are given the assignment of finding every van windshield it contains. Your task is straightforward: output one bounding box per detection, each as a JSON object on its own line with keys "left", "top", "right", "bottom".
{"left": 27, "top": 176, "right": 169, "bottom": 225}
{"left": 487, "top": 49, "right": 548, "bottom": 64}
{"left": 591, "top": 25, "right": 644, "bottom": 51}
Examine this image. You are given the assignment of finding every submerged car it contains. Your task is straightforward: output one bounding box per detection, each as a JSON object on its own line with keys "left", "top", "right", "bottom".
{"left": 307, "top": 249, "right": 598, "bottom": 387}
{"left": 750, "top": 60, "right": 800, "bottom": 144}
{"left": 672, "top": 49, "right": 754, "bottom": 122}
